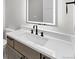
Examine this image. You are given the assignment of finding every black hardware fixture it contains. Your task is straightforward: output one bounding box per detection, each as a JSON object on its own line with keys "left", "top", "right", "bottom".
{"left": 43, "top": 57, "right": 46, "bottom": 59}
{"left": 66, "top": 0, "right": 75, "bottom": 14}
{"left": 32, "top": 25, "right": 38, "bottom": 35}
{"left": 31, "top": 29, "right": 33, "bottom": 34}
{"left": 40, "top": 32, "right": 44, "bottom": 37}
{"left": 31, "top": 25, "right": 44, "bottom": 37}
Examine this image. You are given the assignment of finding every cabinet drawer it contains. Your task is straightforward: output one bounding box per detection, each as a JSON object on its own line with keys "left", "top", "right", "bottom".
{"left": 6, "top": 45, "right": 25, "bottom": 59}
{"left": 14, "top": 40, "right": 40, "bottom": 59}
{"left": 7, "top": 36, "right": 14, "bottom": 48}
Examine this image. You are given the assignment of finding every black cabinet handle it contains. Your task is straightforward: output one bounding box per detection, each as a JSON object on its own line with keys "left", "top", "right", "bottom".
{"left": 20, "top": 56, "right": 25, "bottom": 59}
{"left": 43, "top": 57, "right": 46, "bottom": 59}
{"left": 20, "top": 57, "right": 23, "bottom": 59}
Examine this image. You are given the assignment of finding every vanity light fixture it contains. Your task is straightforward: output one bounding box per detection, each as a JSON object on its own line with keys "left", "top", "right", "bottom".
{"left": 66, "top": 0, "right": 75, "bottom": 14}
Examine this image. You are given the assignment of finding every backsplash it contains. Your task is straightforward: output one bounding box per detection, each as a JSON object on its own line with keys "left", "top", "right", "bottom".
{"left": 21, "top": 24, "right": 74, "bottom": 44}
{"left": 43, "top": 30, "right": 74, "bottom": 42}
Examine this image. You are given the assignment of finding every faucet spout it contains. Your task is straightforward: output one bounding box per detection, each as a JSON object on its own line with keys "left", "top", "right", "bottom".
{"left": 33, "top": 25, "right": 38, "bottom": 35}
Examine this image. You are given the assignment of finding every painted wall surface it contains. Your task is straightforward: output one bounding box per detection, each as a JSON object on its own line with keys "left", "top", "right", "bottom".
{"left": 5, "top": 0, "right": 26, "bottom": 29}
{"left": 5, "top": 0, "right": 75, "bottom": 35}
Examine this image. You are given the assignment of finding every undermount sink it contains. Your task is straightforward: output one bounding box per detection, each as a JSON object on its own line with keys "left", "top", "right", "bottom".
{"left": 27, "top": 33, "right": 48, "bottom": 46}
{"left": 15, "top": 29, "right": 48, "bottom": 46}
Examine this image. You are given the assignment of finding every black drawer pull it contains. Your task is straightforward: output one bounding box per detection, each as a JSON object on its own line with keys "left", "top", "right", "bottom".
{"left": 20, "top": 56, "right": 25, "bottom": 59}
{"left": 43, "top": 57, "right": 46, "bottom": 59}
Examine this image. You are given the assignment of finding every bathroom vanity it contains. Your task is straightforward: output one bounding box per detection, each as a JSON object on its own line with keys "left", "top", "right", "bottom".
{"left": 6, "top": 28, "right": 56, "bottom": 59}
{"left": 6, "top": 28, "right": 74, "bottom": 59}
{"left": 7, "top": 36, "right": 52, "bottom": 59}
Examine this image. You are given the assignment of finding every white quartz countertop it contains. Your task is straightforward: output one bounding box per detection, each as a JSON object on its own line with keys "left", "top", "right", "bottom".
{"left": 6, "top": 29, "right": 74, "bottom": 59}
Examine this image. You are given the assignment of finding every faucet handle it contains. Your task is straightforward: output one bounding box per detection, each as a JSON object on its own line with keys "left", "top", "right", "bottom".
{"left": 33, "top": 25, "right": 35, "bottom": 29}
{"left": 40, "top": 32, "right": 44, "bottom": 37}
{"left": 31, "top": 29, "right": 33, "bottom": 34}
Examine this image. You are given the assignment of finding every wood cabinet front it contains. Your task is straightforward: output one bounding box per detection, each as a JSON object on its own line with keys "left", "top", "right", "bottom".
{"left": 6, "top": 45, "right": 25, "bottom": 59}
{"left": 7, "top": 36, "right": 14, "bottom": 48}
{"left": 14, "top": 40, "right": 40, "bottom": 59}
{"left": 6, "top": 36, "right": 52, "bottom": 59}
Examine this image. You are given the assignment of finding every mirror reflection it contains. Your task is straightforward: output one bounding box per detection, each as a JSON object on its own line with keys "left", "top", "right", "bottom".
{"left": 27, "top": 0, "right": 57, "bottom": 25}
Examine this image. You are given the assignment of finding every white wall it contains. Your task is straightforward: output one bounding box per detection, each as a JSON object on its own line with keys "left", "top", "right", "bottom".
{"left": 5, "top": 0, "right": 26, "bottom": 29}
{"left": 5, "top": 0, "right": 75, "bottom": 35}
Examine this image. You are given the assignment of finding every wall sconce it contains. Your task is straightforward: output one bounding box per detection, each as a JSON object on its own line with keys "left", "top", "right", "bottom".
{"left": 66, "top": 1, "right": 75, "bottom": 14}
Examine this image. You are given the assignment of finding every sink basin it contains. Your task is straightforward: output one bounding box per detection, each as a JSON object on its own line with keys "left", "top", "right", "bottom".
{"left": 15, "top": 29, "right": 48, "bottom": 46}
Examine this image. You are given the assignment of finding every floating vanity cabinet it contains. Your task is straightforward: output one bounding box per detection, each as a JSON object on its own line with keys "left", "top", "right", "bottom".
{"left": 14, "top": 40, "right": 40, "bottom": 59}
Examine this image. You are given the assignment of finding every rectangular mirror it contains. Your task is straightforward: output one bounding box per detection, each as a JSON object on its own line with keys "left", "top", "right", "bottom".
{"left": 26, "top": 0, "right": 57, "bottom": 25}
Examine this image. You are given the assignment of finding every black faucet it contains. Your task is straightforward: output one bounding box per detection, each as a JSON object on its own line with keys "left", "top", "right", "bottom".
{"left": 31, "top": 25, "right": 44, "bottom": 37}
{"left": 33, "top": 25, "right": 38, "bottom": 35}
